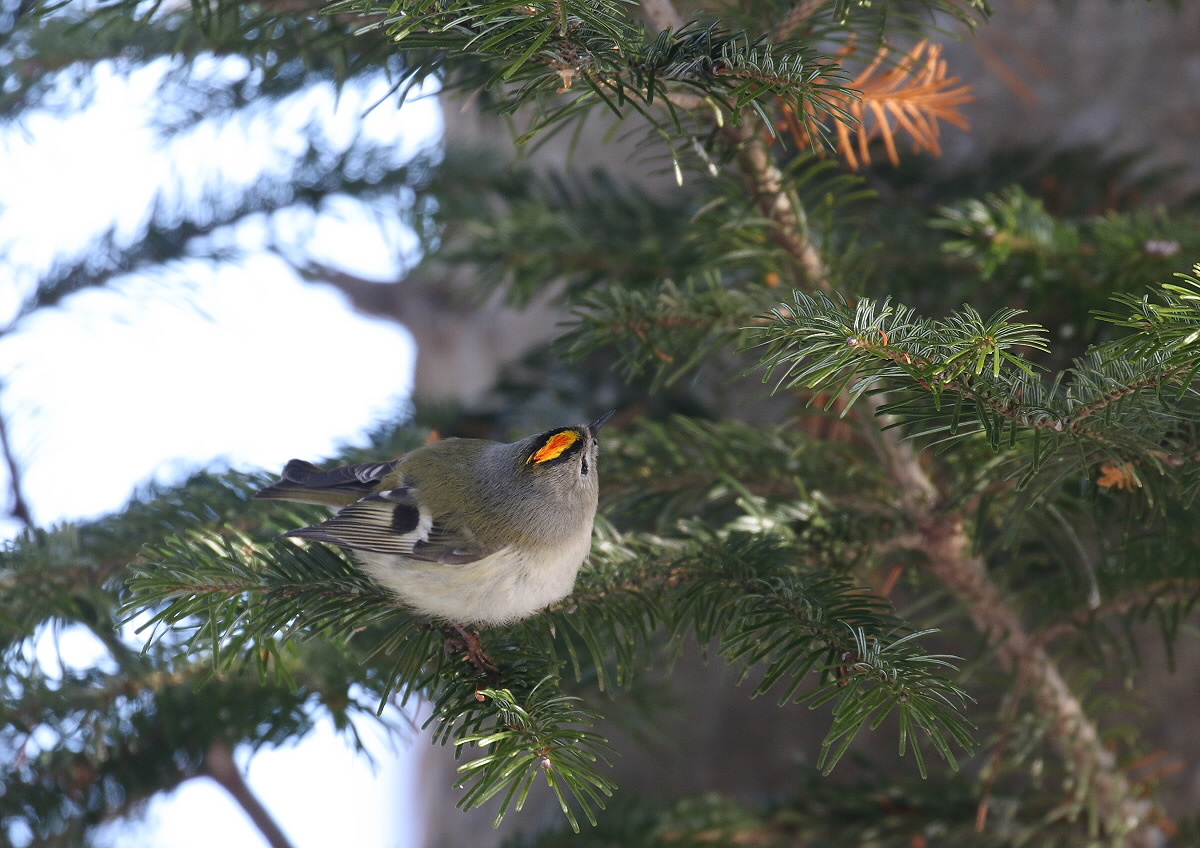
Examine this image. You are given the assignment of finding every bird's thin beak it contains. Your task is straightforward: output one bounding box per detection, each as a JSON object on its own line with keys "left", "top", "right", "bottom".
{"left": 589, "top": 409, "right": 616, "bottom": 435}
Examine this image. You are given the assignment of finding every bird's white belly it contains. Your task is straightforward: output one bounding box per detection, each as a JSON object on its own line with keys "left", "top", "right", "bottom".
{"left": 354, "top": 527, "right": 593, "bottom": 626}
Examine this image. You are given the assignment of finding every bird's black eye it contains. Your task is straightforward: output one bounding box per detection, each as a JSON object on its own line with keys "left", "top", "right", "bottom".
{"left": 581, "top": 456, "right": 590, "bottom": 476}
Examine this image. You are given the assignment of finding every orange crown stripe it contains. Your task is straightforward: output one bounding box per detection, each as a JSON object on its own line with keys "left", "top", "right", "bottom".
{"left": 529, "top": 431, "right": 580, "bottom": 464}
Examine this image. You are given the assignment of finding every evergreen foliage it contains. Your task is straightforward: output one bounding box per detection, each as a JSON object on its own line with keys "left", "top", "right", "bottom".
{"left": 3, "top": 0, "right": 1200, "bottom": 846}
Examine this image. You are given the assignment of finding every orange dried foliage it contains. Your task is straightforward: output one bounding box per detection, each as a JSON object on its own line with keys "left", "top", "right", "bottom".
{"left": 784, "top": 40, "right": 974, "bottom": 169}
{"left": 1096, "top": 460, "right": 1140, "bottom": 491}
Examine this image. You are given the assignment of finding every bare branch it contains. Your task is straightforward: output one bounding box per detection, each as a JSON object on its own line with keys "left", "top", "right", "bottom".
{"left": 204, "top": 740, "right": 297, "bottom": 848}
{"left": 0, "top": 392, "right": 34, "bottom": 529}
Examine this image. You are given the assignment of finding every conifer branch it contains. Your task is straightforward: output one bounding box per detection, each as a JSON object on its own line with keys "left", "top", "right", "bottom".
{"left": 664, "top": 532, "right": 975, "bottom": 773}
{"left": 1065, "top": 363, "right": 1194, "bottom": 435}
{"left": 746, "top": 170, "right": 1172, "bottom": 842}
{"left": 328, "top": 0, "right": 846, "bottom": 129}
{"left": 126, "top": 527, "right": 624, "bottom": 827}
{"left": 863, "top": 382, "right": 1161, "bottom": 846}
{"left": 455, "top": 681, "right": 615, "bottom": 831}
{"left": 753, "top": 288, "right": 1200, "bottom": 490}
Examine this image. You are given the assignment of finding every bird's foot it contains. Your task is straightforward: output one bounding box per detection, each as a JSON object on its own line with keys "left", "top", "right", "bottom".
{"left": 444, "top": 624, "right": 500, "bottom": 678}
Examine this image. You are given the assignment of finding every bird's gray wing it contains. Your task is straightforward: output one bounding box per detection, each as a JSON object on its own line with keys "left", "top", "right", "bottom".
{"left": 285, "top": 487, "right": 495, "bottom": 564}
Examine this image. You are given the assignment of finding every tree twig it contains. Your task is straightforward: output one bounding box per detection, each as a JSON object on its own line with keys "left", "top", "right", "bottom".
{"left": 204, "top": 740, "right": 297, "bottom": 848}
{"left": 723, "top": 123, "right": 831, "bottom": 291}
{"left": 0, "top": 394, "right": 34, "bottom": 529}
{"left": 1034, "top": 578, "right": 1200, "bottom": 649}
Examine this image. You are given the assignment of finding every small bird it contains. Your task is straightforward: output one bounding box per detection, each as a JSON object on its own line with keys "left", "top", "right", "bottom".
{"left": 255, "top": 412, "right": 613, "bottom": 628}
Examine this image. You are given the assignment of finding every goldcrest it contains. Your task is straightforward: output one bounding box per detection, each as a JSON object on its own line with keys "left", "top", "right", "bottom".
{"left": 255, "top": 412, "right": 614, "bottom": 625}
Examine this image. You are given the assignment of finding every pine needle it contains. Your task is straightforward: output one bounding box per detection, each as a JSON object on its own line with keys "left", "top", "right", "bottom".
{"left": 788, "top": 40, "right": 974, "bottom": 169}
